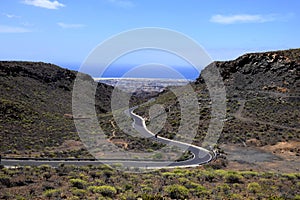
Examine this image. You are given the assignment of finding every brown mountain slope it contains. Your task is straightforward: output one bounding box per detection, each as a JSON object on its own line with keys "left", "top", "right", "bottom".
{"left": 0, "top": 61, "right": 113, "bottom": 157}
{"left": 135, "top": 48, "right": 300, "bottom": 171}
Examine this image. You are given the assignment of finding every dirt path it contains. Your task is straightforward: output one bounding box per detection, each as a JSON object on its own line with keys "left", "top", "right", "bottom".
{"left": 107, "top": 120, "right": 129, "bottom": 149}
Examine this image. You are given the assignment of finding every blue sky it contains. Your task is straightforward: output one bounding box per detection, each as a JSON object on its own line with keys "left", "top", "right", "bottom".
{"left": 0, "top": 0, "right": 299, "bottom": 78}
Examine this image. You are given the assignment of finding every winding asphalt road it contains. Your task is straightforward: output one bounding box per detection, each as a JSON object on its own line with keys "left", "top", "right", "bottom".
{"left": 1, "top": 108, "right": 213, "bottom": 169}
{"left": 127, "top": 108, "right": 213, "bottom": 167}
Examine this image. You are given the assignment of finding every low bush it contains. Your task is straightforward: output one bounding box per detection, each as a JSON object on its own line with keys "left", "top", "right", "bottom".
{"left": 43, "top": 189, "right": 60, "bottom": 199}
{"left": 224, "top": 172, "right": 243, "bottom": 183}
{"left": 164, "top": 184, "right": 189, "bottom": 199}
{"left": 88, "top": 185, "right": 117, "bottom": 197}
{"left": 69, "top": 178, "right": 87, "bottom": 189}
{"left": 71, "top": 188, "right": 87, "bottom": 198}
{"left": 247, "top": 182, "right": 261, "bottom": 194}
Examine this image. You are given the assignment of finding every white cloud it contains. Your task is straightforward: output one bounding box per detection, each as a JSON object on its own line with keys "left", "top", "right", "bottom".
{"left": 2, "top": 13, "right": 21, "bottom": 18}
{"left": 22, "top": 0, "right": 65, "bottom": 9}
{"left": 210, "top": 14, "right": 276, "bottom": 24}
{"left": 107, "top": 0, "right": 134, "bottom": 8}
{"left": 57, "top": 22, "right": 85, "bottom": 29}
{"left": 0, "top": 25, "right": 31, "bottom": 33}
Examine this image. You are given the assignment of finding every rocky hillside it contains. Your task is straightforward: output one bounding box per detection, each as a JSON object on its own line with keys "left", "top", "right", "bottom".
{"left": 0, "top": 49, "right": 299, "bottom": 162}
{"left": 198, "top": 48, "right": 300, "bottom": 95}
{"left": 135, "top": 48, "right": 300, "bottom": 171}
{"left": 0, "top": 61, "right": 113, "bottom": 157}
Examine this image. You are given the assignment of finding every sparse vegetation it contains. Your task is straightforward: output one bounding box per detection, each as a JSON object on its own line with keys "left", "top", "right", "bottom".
{"left": 43, "top": 189, "right": 61, "bottom": 199}
{"left": 164, "top": 184, "right": 189, "bottom": 199}
{"left": 0, "top": 49, "right": 299, "bottom": 199}
{"left": 0, "top": 165, "right": 299, "bottom": 199}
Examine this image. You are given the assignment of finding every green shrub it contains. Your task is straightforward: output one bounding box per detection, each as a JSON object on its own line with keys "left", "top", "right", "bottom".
{"left": 203, "top": 171, "right": 216, "bottom": 182}
{"left": 247, "top": 182, "right": 261, "bottom": 194}
{"left": 259, "top": 177, "right": 275, "bottom": 186}
{"left": 295, "top": 195, "right": 300, "bottom": 200}
{"left": 43, "top": 189, "right": 60, "bottom": 199}
{"left": 43, "top": 172, "right": 51, "bottom": 180}
{"left": 38, "top": 164, "right": 51, "bottom": 171}
{"left": 139, "top": 193, "right": 164, "bottom": 200}
{"left": 69, "top": 178, "right": 87, "bottom": 189}
{"left": 123, "top": 183, "right": 133, "bottom": 191}
{"left": 240, "top": 171, "right": 259, "bottom": 179}
{"left": 230, "top": 193, "right": 243, "bottom": 200}
{"left": 71, "top": 188, "right": 87, "bottom": 198}
{"left": 162, "top": 172, "right": 175, "bottom": 178}
{"left": 141, "top": 185, "right": 153, "bottom": 193}
{"left": 224, "top": 173, "right": 243, "bottom": 183}
{"left": 164, "top": 184, "right": 189, "bottom": 199}
{"left": 15, "top": 195, "right": 26, "bottom": 200}
{"left": 261, "top": 172, "right": 275, "bottom": 178}
{"left": 103, "top": 169, "right": 113, "bottom": 179}
{"left": 119, "top": 191, "right": 136, "bottom": 200}
{"left": 219, "top": 183, "right": 231, "bottom": 195}
{"left": 187, "top": 182, "right": 209, "bottom": 198}
{"left": 88, "top": 185, "right": 117, "bottom": 197}
{"left": 214, "top": 169, "right": 227, "bottom": 177}
{"left": 282, "top": 173, "right": 297, "bottom": 180}
{"left": 186, "top": 182, "right": 205, "bottom": 190}
{"left": 178, "top": 177, "right": 189, "bottom": 184}
{"left": 295, "top": 181, "right": 300, "bottom": 193}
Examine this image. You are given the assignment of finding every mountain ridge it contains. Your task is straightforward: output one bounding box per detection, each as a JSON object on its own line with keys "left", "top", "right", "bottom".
{"left": 0, "top": 48, "right": 299, "bottom": 162}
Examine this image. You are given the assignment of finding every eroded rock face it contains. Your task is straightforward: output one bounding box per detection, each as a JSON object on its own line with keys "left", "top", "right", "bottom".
{"left": 197, "top": 49, "right": 300, "bottom": 96}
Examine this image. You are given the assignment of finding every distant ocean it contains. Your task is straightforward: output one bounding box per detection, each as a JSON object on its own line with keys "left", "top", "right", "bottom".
{"left": 61, "top": 64, "right": 201, "bottom": 81}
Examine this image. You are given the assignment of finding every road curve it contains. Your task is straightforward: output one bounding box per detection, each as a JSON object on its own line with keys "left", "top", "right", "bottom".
{"left": 128, "top": 108, "right": 213, "bottom": 167}
{"left": 1, "top": 108, "right": 214, "bottom": 169}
